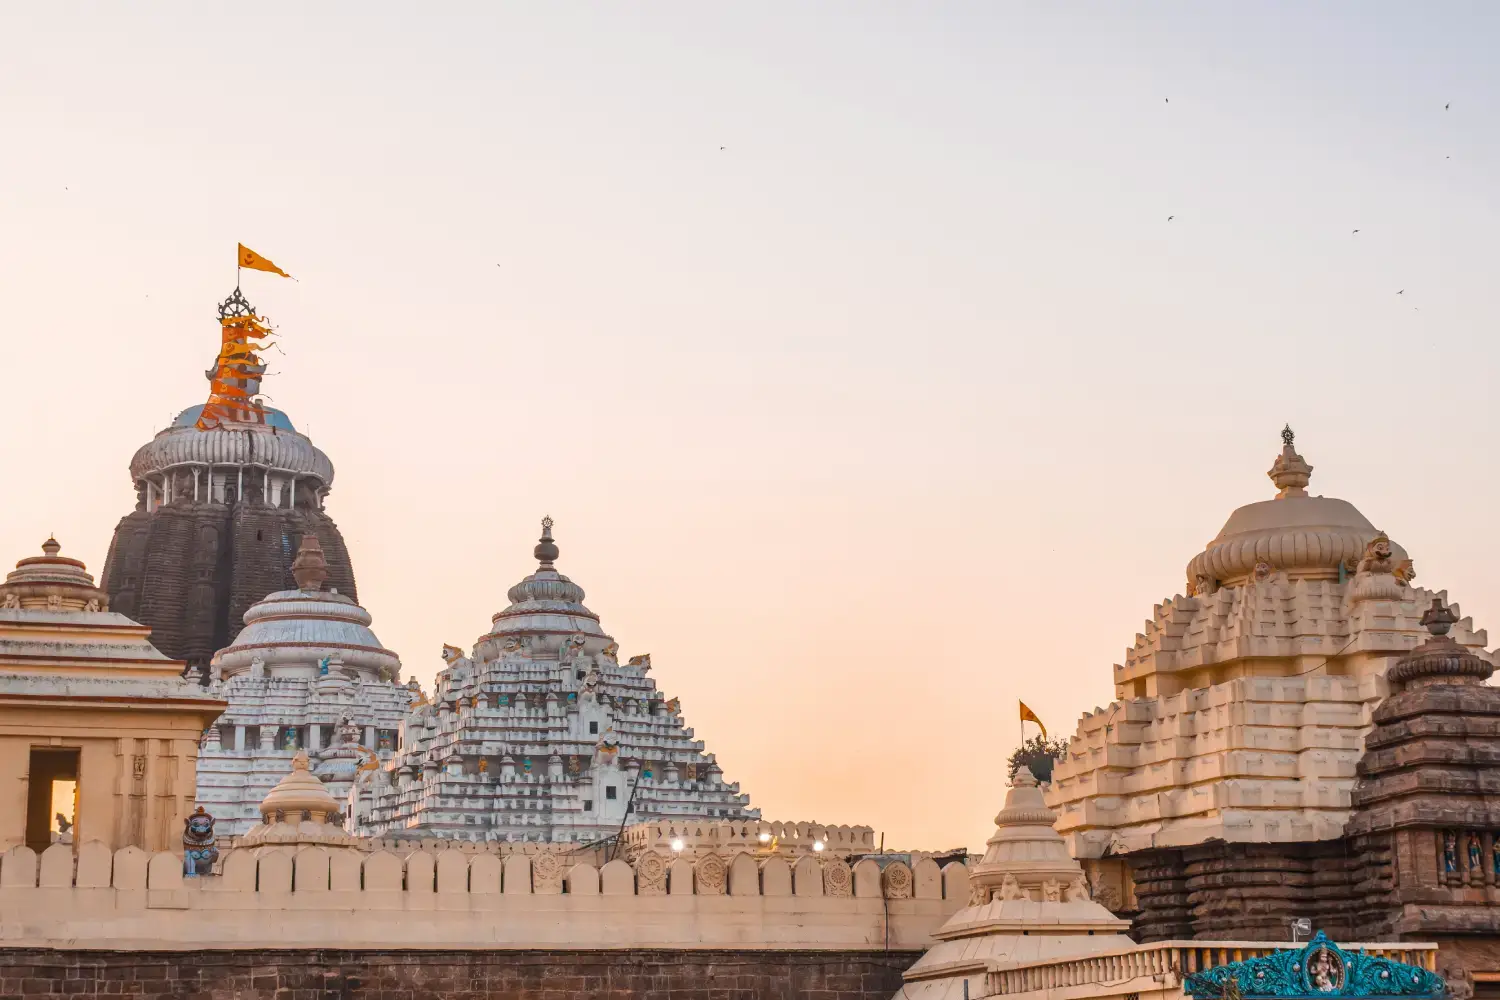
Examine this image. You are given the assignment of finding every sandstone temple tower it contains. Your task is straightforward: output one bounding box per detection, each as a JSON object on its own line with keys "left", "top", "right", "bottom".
{"left": 99, "top": 288, "right": 357, "bottom": 670}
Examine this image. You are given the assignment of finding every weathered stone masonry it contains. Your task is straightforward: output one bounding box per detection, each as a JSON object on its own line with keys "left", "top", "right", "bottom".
{"left": 0, "top": 948, "right": 917, "bottom": 1000}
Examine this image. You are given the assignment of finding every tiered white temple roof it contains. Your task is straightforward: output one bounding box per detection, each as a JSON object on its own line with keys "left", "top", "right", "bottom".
{"left": 1045, "top": 430, "right": 1493, "bottom": 861}
{"left": 352, "top": 519, "right": 758, "bottom": 843}
{"left": 196, "top": 535, "right": 410, "bottom": 836}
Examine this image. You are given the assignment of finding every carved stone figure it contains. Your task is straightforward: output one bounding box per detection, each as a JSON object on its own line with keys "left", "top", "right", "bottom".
{"left": 1192, "top": 574, "right": 1218, "bottom": 598}
{"left": 1393, "top": 558, "right": 1417, "bottom": 586}
{"left": 1252, "top": 562, "right": 1275, "bottom": 583}
{"left": 46, "top": 594, "right": 62, "bottom": 611}
{"left": 999, "top": 872, "right": 1025, "bottom": 900}
{"left": 1492, "top": 837, "right": 1499, "bottom": 878}
{"left": 1307, "top": 947, "right": 1343, "bottom": 992}
{"left": 1065, "top": 873, "right": 1090, "bottom": 902}
{"left": 627, "top": 653, "right": 651, "bottom": 671}
{"left": 1042, "top": 878, "right": 1062, "bottom": 902}
{"left": 560, "top": 633, "right": 587, "bottom": 665}
{"left": 1, "top": 593, "right": 18, "bottom": 609}
{"left": 249, "top": 655, "right": 266, "bottom": 680}
{"left": 601, "top": 640, "right": 619, "bottom": 661}
{"left": 1357, "top": 534, "right": 1395, "bottom": 576}
{"left": 581, "top": 663, "right": 602, "bottom": 701}
{"left": 968, "top": 884, "right": 991, "bottom": 906}
{"left": 84, "top": 598, "right": 101, "bottom": 612}
{"left": 1467, "top": 832, "right": 1482, "bottom": 871}
{"left": 182, "top": 806, "right": 219, "bottom": 877}
{"left": 1443, "top": 831, "right": 1458, "bottom": 873}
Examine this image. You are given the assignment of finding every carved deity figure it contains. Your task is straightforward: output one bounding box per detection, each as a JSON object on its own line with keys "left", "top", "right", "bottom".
{"left": 1252, "top": 562, "right": 1275, "bottom": 583}
{"left": 581, "top": 663, "right": 602, "bottom": 701}
{"left": 627, "top": 653, "right": 651, "bottom": 671}
{"left": 1468, "top": 833, "right": 1482, "bottom": 871}
{"left": 1, "top": 593, "right": 18, "bottom": 609}
{"left": 1356, "top": 534, "right": 1395, "bottom": 576}
{"left": 601, "top": 640, "right": 620, "bottom": 661}
{"left": 281, "top": 727, "right": 299, "bottom": 751}
{"left": 249, "top": 655, "right": 266, "bottom": 680}
{"left": 182, "top": 806, "right": 219, "bottom": 877}
{"left": 478, "top": 758, "right": 488, "bottom": 774}
{"left": 84, "top": 598, "right": 101, "bottom": 613}
{"left": 46, "top": 594, "right": 62, "bottom": 611}
{"left": 1393, "top": 559, "right": 1417, "bottom": 586}
{"left": 560, "top": 633, "right": 587, "bottom": 665}
{"left": 665, "top": 697, "right": 681, "bottom": 716}
{"left": 999, "top": 873, "right": 1025, "bottom": 900}
{"left": 1064, "top": 873, "right": 1089, "bottom": 902}
{"left": 1444, "top": 831, "right": 1458, "bottom": 873}
{"left": 1492, "top": 837, "right": 1500, "bottom": 877}
{"left": 1041, "top": 878, "right": 1061, "bottom": 902}
{"left": 1191, "top": 574, "right": 1218, "bottom": 598}
{"left": 1307, "top": 948, "right": 1343, "bottom": 992}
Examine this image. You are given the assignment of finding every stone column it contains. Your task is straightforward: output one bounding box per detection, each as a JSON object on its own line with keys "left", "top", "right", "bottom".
{"left": 365, "top": 726, "right": 376, "bottom": 748}
{"left": 234, "top": 726, "right": 246, "bottom": 751}
{"left": 307, "top": 723, "right": 322, "bottom": 751}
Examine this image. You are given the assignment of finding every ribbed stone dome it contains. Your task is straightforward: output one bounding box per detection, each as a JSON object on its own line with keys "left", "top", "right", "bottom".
{"left": 129, "top": 409, "right": 334, "bottom": 486}
{"left": 488, "top": 519, "right": 607, "bottom": 640}
{"left": 1185, "top": 430, "right": 1406, "bottom": 589}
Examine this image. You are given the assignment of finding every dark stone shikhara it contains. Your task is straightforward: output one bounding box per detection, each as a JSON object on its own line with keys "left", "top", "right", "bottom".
{"left": 101, "top": 498, "right": 357, "bottom": 670}
{"left": 0, "top": 948, "right": 916, "bottom": 999}
{"left": 1117, "top": 600, "right": 1500, "bottom": 998}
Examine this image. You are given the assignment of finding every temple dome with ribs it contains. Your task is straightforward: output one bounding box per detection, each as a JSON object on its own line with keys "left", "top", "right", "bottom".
{"left": 1185, "top": 426, "right": 1407, "bottom": 592}
{"left": 130, "top": 406, "right": 333, "bottom": 487}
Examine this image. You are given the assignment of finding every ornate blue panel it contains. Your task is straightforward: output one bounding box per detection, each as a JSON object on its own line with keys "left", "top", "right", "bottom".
{"left": 1183, "top": 932, "right": 1447, "bottom": 999}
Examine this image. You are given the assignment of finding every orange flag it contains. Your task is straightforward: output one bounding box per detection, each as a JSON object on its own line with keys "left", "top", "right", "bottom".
{"left": 1019, "top": 701, "right": 1047, "bottom": 739}
{"left": 238, "top": 243, "right": 292, "bottom": 278}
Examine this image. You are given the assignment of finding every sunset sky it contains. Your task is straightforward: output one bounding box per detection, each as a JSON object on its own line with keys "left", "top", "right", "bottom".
{"left": 2, "top": 3, "right": 1497, "bottom": 851}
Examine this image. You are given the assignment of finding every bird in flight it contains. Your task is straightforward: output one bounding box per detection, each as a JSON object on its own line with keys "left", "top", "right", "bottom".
{"left": 719, "top": 146, "right": 726, "bottom": 150}
{"left": 1352, "top": 229, "right": 1359, "bottom": 234}
{"left": 1445, "top": 103, "right": 1450, "bottom": 110}
{"left": 1397, "top": 289, "right": 1404, "bottom": 295}
{"left": 1167, "top": 215, "right": 1174, "bottom": 221}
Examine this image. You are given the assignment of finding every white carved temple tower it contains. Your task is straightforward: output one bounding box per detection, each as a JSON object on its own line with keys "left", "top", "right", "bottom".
{"left": 353, "top": 519, "right": 758, "bottom": 843}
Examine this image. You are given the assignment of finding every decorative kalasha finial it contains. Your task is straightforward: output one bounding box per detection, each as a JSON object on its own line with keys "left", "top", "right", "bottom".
{"left": 41, "top": 537, "right": 60, "bottom": 557}
{"left": 1420, "top": 597, "right": 1458, "bottom": 637}
{"left": 1267, "top": 426, "right": 1313, "bottom": 498}
{"left": 534, "top": 515, "right": 560, "bottom": 567}
{"left": 291, "top": 534, "right": 329, "bottom": 591}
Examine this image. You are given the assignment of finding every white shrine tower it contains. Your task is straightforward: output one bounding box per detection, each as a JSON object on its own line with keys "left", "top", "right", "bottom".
{"left": 353, "top": 519, "right": 758, "bottom": 844}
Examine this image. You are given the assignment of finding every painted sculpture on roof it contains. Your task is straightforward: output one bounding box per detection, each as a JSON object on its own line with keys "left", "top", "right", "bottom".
{"left": 1184, "top": 932, "right": 1447, "bottom": 999}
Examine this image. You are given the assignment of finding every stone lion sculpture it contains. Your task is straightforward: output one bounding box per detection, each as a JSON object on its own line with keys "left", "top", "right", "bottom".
{"left": 182, "top": 806, "right": 219, "bottom": 877}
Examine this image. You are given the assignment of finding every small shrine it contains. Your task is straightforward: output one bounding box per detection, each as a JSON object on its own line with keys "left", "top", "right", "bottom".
{"left": 1185, "top": 932, "right": 1447, "bottom": 999}
{"left": 0, "top": 538, "right": 225, "bottom": 854}
{"left": 194, "top": 534, "right": 410, "bottom": 836}
{"left": 353, "top": 519, "right": 758, "bottom": 843}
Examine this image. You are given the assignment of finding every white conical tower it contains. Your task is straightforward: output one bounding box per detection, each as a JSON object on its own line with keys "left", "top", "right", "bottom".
{"left": 898, "top": 770, "right": 1132, "bottom": 999}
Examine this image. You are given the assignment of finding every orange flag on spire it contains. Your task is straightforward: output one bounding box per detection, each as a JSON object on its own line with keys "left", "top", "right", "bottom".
{"left": 1020, "top": 701, "right": 1047, "bottom": 739}
{"left": 238, "top": 243, "right": 292, "bottom": 278}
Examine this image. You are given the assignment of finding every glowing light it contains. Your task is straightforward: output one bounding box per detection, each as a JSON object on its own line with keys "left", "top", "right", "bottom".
{"left": 813, "top": 840, "right": 825, "bottom": 852}
{"left": 758, "top": 832, "right": 771, "bottom": 843}
{"left": 670, "top": 838, "right": 685, "bottom": 852}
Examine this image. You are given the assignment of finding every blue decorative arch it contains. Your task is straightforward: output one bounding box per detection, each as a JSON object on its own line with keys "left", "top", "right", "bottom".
{"left": 1184, "top": 932, "right": 1447, "bottom": 1000}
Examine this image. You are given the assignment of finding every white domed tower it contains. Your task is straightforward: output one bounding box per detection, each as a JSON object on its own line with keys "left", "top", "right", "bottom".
{"left": 193, "top": 534, "right": 409, "bottom": 837}
{"left": 353, "top": 518, "right": 758, "bottom": 844}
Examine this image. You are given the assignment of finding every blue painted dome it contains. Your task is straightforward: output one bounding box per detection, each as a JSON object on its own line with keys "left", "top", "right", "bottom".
{"left": 171, "top": 404, "right": 296, "bottom": 432}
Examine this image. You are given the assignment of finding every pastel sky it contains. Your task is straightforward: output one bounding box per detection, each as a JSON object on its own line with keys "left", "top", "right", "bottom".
{"left": 2, "top": 3, "right": 1497, "bottom": 852}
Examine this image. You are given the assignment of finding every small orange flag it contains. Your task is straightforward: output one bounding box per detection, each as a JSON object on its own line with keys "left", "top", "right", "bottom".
{"left": 1020, "top": 701, "right": 1047, "bottom": 739}
{"left": 238, "top": 243, "right": 292, "bottom": 278}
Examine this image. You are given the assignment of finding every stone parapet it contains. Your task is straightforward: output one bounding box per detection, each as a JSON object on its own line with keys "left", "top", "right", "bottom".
{"left": 0, "top": 841, "right": 968, "bottom": 951}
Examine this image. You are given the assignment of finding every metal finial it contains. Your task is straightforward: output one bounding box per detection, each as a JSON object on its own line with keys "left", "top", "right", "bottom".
{"left": 216, "top": 286, "right": 256, "bottom": 321}
{"left": 541, "top": 515, "right": 554, "bottom": 534}
{"left": 534, "top": 516, "right": 560, "bottom": 566}
{"left": 1281, "top": 424, "right": 1295, "bottom": 448}
{"left": 1420, "top": 597, "right": 1458, "bottom": 637}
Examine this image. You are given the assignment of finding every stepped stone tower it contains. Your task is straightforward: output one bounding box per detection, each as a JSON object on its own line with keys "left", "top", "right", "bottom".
{"left": 99, "top": 288, "right": 357, "bottom": 670}
{"left": 353, "top": 518, "right": 758, "bottom": 844}
{"left": 1044, "top": 429, "right": 1497, "bottom": 961}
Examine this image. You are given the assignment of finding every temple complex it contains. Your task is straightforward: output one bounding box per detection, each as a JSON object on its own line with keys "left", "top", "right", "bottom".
{"left": 1043, "top": 430, "right": 1500, "bottom": 994}
{"left": 0, "top": 539, "right": 225, "bottom": 854}
{"left": 100, "top": 288, "right": 358, "bottom": 669}
{"left": 193, "top": 535, "right": 410, "bottom": 837}
{"left": 352, "top": 518, "right": 758, "bottom": 843}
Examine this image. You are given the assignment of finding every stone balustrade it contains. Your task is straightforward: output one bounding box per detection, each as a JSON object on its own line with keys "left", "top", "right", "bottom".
{"left": 984, "top": 941, "right": 1438, "bottom": 999}
{"left": 0, "top": 841, "right": 969, "bottom": 951}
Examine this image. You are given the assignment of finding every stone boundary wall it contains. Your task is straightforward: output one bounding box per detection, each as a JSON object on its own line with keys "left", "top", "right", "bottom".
{"left": 0, "top": 842, "right": 968, "bottom": 951}
{"left": 0, "top": 947, "right": 920, "bottom": 1000}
